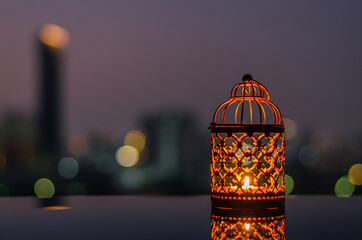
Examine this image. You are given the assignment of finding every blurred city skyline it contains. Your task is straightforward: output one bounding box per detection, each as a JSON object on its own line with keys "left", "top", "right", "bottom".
{"left": 0, "top": 0, "right": 361, "bottom": 139}
{"left": 0, "top": 1, "right": 362, "bottom": 198}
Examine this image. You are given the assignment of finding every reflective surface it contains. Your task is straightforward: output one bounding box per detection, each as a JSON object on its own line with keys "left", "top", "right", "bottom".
{"left": 0, "top": 196, "right": 360, "bottom": 240}
{"left": 211, "top": 207, "right": 285, "bottom": 240}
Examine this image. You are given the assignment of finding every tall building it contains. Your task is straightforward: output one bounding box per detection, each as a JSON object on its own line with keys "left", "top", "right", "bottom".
{"left": 137, "top": 109, "right": 209, "bottom": 194}
{"left": 37, "top": 24, "right": 69, "bottom": 160}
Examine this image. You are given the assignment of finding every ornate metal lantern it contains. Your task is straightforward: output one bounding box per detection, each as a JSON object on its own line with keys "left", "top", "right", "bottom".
{"left": 210, "top": 74, "right": 285, "bottom": 208}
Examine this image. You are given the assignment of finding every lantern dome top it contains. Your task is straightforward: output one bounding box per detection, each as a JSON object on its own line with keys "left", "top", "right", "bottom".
{"left": 212, "top": 74, "right": 283, "bottom": 125}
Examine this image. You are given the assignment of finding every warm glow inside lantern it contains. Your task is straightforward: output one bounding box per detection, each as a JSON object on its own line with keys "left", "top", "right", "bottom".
{"left": 210, "top": 74, "right": 285, "bottom": 208}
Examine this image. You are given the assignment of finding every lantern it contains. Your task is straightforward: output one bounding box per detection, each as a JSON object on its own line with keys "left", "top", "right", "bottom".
{"left": 210, "top": 74, "right": 285, "bottom": 209}
{"left": 211, "top": 207, "right": 285, "bottom": 240}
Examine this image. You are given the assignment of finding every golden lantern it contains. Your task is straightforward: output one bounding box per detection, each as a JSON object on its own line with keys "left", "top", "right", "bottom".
{"left": 211, "top": 207, "right": 285, "bottom": 240}
{"left": 210, "top": 74, "right": 285, "bottom": 208}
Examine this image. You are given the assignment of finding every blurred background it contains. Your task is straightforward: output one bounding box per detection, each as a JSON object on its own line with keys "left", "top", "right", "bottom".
{"left": 0, "top": 0, "right": 361, "bottom": 198}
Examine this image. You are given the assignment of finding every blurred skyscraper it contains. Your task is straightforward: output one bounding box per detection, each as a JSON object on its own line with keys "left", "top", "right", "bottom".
{"left": 134, "top": 109, "right": 209, "bottom": 194}
{"left": 37, "top": 24, "right": 69, "bottom": 163}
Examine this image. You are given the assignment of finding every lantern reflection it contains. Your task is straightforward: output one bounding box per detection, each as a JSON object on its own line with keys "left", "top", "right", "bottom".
{"left": 211, "top": 206, "right": 285, "bottom": 240}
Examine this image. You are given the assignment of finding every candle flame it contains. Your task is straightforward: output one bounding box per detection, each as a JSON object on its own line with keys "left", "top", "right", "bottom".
{"left": 245, "top": 223, "right": 250, "bottom": 230}
{"left": 243, "top": 176, "right": 250, "bottom": 189}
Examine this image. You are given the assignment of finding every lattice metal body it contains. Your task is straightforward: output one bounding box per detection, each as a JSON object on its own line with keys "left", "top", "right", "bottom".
{"left": 210, "top": 74, "right": 285, "bottom": 208}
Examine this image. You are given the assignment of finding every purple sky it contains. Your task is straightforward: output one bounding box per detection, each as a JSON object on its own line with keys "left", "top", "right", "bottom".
{"left": 1, "top": 0, "right": 362, "bottom": 138}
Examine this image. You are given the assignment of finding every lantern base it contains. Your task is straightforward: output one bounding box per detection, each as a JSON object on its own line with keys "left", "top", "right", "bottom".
{"left": 211, "top": 202, "right": 285, "bottom": 219}
{"left": 211, "top": 194, "right": 285, "bottom": 209}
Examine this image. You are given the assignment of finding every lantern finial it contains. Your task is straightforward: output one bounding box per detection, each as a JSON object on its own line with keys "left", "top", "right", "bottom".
{"left": 242, "top": 74, "right": 253, "bottom": 81}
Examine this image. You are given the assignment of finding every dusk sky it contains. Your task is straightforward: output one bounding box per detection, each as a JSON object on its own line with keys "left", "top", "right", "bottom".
{"left": 1, "top": 0, "right": 362, "bottom": 138}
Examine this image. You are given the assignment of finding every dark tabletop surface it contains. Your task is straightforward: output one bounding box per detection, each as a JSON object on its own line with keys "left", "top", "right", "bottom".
{"left": 0, "top": 195, "right": 361, "bottom": 240}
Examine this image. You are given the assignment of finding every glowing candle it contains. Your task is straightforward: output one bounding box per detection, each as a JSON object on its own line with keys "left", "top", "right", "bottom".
{"left": 243, "top": 176, "right": 250, "bottom": 189}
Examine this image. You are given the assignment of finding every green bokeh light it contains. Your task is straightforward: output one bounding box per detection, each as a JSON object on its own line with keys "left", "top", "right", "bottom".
{"left": 57, "top": 157, "right": 79, "bottom": 179}
{"left": 335, "top": 176, "right": 354, "bottom": 198}
{"left": 285, "top": 174, "right": 294, "bottom": 195}
{"left": 34, "top": 178, "right": 55, "bottom": 198}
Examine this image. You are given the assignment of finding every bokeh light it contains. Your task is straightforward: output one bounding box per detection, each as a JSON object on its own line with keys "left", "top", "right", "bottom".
{"left": 285, "top": 174, "right": 294, "bottom": 195}
{"left": 39, "top": 23, "right": 69, "bottom": 48}
{"left": 67, "top": 134, "right": 89, "bottom": 155}
{"left": 124, "top": 130, "right": 146, "bottom": 153}
{"left": 334, "top": 176, "right": 355, "bottom": 198}
{"left": 34, "top": 178, "right": 55, "bottom": 198}
{"left": 66, "top": 182, "right": 87, "bottom": 195}
{"left": 241, "top": 143, "right": 253, "bottom": 152}
{"left": 299, "top": 145, "right": 320, "bottom": 167}
{"left": 241, "top": 144, "right": 253, "bottom": 166}
{"left": 57, "top": 157, "right": 79, "bottom": 179}
{"left": 115, "top": 145, "right": 139, "bottom": 167}
{"left": 284, "top": 118, "right": 298, "bottom": 141}
{"left": 0, "top": 184, "right": 10, "bottom": 196}
{"left": 120, "top": 168, "right": 145, "bottom": 189}
{"left": 348, "top": 164, "right": 362, "bottom": 185}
